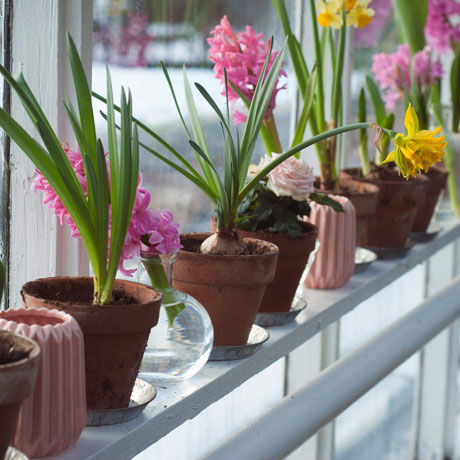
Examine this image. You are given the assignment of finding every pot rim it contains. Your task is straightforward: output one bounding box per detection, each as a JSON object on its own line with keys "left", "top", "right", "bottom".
{"left": 0, "top": 307, "right": 74, "bottom": 332}
{"left": 21, "top": 276, "right": 162, "bottom": 310}
{"left": 179, "top": 233, "right": 279, "bottom": 260}
{"left": 0, "top": 331, "right": 40, "bottom": 369}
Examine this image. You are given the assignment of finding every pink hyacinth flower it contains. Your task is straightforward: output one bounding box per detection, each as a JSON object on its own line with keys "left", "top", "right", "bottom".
{"left": 207, "top": 15, "right": 286, "bottom": 124}
{"left": 425, "top": 0, "right": 460, "bottom": 55}
{"left": 372, "top": 44, "right": 443, "bottom": 111}
{"left": 35, "top": 144, "right": 182, "bottom": 278}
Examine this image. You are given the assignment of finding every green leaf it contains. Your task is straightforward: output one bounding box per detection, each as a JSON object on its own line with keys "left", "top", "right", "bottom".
{"left": 393, "top": 0, "right": 427, "bottom": 54}
{"left": 309, "top": 192, "right": 344, "bottom": 212}
{"left": 451, "top": 45, "right": 460, "bottom": 132}
{"left": 366, "top": 75, "right": 387, "bottom": 125}
{"left": 291, "top": 67, "right": 317, "bottom": 149}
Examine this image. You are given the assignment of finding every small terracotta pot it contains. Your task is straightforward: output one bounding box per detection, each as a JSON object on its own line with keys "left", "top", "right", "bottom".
{"left": 172, "top": 233, "right": 279, "bottom": 346}
{"left": 0, "top": 308, "right": 86, "bottom": 457}
{"left": 0, "top": 331, "right": 40, "bottom": 460}
{"left": 412, "top": 164, "right": 448, "bottom": 232}
{"left": 21, "top": 277, "right": 162, "bottom": 410}
{"left": 305, "top": 195, "right": 356, "bottom": 289}
{"left": 209, "top": 218, "right": 318, "bottom": 313}
{"left": 315, "top": 175, "right": 379, "bottom": 244}
{"left": 343, "top": 168, "right": 428, "bottom": 248}
{"left": 237, "top": 223, "right": 318, "bottom": 313}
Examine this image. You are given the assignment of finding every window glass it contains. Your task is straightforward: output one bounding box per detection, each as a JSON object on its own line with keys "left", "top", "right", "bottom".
{"left": 93, "top": 0, "right": 295, "bottom": 233}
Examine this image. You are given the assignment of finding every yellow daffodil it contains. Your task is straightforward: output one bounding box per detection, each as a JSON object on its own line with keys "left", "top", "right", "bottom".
{"left": 381, "top": 104, "right": 447, "bottom": 179}
{"left": 346, "top": 0, "right": 375, "bottom": 28}
{"left": 343, "top": 0, "right": 357, "bottom": 11}
{"left": 316, "top": 0, "right": 343, "bottom": 29}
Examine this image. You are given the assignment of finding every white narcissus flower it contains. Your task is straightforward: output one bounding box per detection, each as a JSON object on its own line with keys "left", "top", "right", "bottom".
{"left": 249, "top": 153, "right": 315, "bottom": 201}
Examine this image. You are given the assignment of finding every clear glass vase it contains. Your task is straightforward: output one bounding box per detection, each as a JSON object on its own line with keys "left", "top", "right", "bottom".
{"left": 138, "top": 251, "right": 213, "bottom": 383}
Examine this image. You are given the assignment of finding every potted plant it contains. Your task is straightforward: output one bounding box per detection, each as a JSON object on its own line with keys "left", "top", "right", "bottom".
{"left": 95, "top": 36, "right": 442, "bottom": 339}
{"left": 206, "top": 16, "right": 348, "bottom": 302}
{"left": 0, "top": 33, "right": 162, "bottom": 410}
{"left": 0, "top": 262, "right": 40, "bottom": 460}
{"left": 0, "top": 330, "right": 40, "bottom": 460}
{"left": 0, "top": 307, "right": 86, "bottom": 457}
{"left": 366, "top": 36, "right": 447, "bottom": 242}
{"left": 268, "top": 0, "right": 381, "bottom": 283}
{"left": 424, "top": 0, "right": 460, "bottom": 217}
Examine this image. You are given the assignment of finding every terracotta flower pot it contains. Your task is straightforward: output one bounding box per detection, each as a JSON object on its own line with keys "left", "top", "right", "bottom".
{"left": 305, "top": 195, "right": 356, "bottom": 289}
{"left": 343, "top": 168, "right": 428, "bottom": 248}
{"left": 209, "top": 218, "right": 318, "bottom": 313}
{"left": 0, "top": 331, "right": 40, "bottom": 460}
{"left": 412, "top": 164, "right": 448, "bottom": 232}
{"left": 315, "top": 175, "right": 379, "bottom": 244}
{"left": 0, "top": 308, "right": 86, "bottom": 457}
{"left": 172, "top": 233, "right": 279, "bottom": 346}
{"left": 237, "top": 223, "right": 318, "bottom": 313}
{"left": 21, "top": 277, "right": 162, "bottom": 410}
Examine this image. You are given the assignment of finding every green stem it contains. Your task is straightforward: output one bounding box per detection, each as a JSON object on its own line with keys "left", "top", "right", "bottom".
{"left": 432, "top": 101, "right": 460, "bottom": 215}
{"left": 263, "top": 113, "right": 283, "bottom": 154}
{"left": 359, "top": 142, "right": 371, "bottom": 176}
{"left": 142, "top": 255, "right": 185, "bottom": 327}
{"left": 444, "top": 144, "right": 460, "bottom": 216}
{"left": 309, "top": 0, "right": 326, "bottom": 132}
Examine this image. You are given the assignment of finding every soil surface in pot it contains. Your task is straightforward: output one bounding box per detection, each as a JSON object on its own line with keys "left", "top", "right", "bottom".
{"left": 23, "top": 279, "right": 138, "bottom": 305}
{"left": 0, "top": 332, "right": 32, "bottom": 365}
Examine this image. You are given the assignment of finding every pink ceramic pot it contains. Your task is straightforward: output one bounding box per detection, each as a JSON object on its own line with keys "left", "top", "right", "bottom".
{"left": 305, "top": 195, "right": 356, "bottom": 289}
{"left": 0, "top": 308, "right": 86, "bottom": 458}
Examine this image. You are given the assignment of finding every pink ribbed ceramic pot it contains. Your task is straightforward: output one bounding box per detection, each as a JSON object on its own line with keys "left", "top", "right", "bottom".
{"left": 305, "top": 195, "right": 356, "bottom": 289}
{"left": 0, "top": 308, "right": 86, "bottom": 458}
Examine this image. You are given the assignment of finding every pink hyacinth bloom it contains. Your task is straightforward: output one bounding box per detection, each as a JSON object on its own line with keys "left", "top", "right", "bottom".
{"left": 354, "top": 0, "right": 392, "bottom": 48}
{"left": 426, "top": 0, "right": 460, "bottom": 55}
{"left": 372, "top": 44, "right": 443, "bottom": 111}
{"left": 35, "top": 144, "right": 182, "bottom": 277}
{"left": 207, "top": 15, "right": 286, "bottom": 124}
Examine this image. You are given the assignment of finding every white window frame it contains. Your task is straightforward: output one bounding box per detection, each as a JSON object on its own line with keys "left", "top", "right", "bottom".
{"left": 4, "top": 2, "right": 460, "bottom": 460}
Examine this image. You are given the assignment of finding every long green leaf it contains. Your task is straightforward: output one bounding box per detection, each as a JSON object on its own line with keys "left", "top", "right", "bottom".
{"left": 66, "top": 33, "right": 98, "bottom": 168}
{"left": 291, "top": 67, "right": 317, "bottom": 149}
{"left": 366, "top": 75, "right": 387, "bottom": 125}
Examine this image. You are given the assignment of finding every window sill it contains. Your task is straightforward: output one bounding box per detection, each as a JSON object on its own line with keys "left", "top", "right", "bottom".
{"left": 43, "top": 218, "right": 460, "bottom": 460}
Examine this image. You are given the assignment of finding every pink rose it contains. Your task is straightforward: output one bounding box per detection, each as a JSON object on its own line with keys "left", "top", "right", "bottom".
{"left": 266, "top": 154, "right": 315, "bottom": 201}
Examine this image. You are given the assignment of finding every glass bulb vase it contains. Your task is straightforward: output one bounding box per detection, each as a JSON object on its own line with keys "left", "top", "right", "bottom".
{"left": 138, "top": 252, "right": 213, "bottom": 383}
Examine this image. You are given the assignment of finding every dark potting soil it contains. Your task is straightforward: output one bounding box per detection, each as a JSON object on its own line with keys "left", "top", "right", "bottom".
{"left": 180, "top": 233, "right": 276, "bottom": 256}
{"left": 23, "top": 279, "right": 138, "bottom": 306}
{"left": 0, "top": 333, "right": 31, "bottom": 365}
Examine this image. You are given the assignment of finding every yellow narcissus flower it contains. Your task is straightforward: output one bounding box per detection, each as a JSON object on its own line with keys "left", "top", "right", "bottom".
{"left": 346, "top": 0, "right": 375, "bottom": 28}
{"left": 344, "top": 0, "right": 357, "bottom": 11}
{"left": 316, "top": 0, "right": 343, "bottom": 29}
{"left": 381, "top": 104, "right": 447, "bottom": 179}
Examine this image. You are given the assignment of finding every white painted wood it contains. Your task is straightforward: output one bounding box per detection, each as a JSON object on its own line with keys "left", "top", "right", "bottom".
{"left": 134, "top": 360, "right": 285, "bottom": 460}
{"left": 414, "top": 243, "right": 459, "bottom": 460}
{"left": 8, "top": 0, "right": 91, "bottom": 308}
{"left": 203, "top": 276, "right": 460, "bottom": 460}
{"left": 285, "top": 334, "right": 322, "bottom": 460}
{"left": 41, "top": 219, "right": 460, "bottom": 460}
